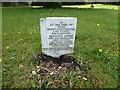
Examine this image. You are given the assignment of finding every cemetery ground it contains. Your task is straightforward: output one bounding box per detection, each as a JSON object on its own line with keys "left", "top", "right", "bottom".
{"left": 2, "top": 4, "right": 119, "bottom": 88}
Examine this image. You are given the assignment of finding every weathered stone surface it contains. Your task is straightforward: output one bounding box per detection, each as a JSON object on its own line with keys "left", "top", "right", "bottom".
{"left": 40, "top": 17, "right": 77, "bottom": 58}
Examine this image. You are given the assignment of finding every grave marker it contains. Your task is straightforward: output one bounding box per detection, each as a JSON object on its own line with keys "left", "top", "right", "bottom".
{"left": 40, "top": 17, "right": 77, "bottom": 58}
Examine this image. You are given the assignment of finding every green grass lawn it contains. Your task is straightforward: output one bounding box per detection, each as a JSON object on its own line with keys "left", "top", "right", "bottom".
{"left": 2, "top": 4, "right": 119, "bottom": 88}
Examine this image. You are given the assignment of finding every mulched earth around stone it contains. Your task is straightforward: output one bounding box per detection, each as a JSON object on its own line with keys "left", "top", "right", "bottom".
{"left": 30, "top": 53, "right": 92, "bottom": 88}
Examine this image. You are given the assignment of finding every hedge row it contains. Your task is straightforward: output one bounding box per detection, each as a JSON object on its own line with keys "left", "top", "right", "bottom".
{"left": 2, "top": 2, "right": 29, "bottom": 7}
{"left": 31, "top": 2, "right": 86, "bottom": 8}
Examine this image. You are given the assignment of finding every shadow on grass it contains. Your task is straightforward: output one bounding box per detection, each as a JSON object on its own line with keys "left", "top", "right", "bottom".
{"left": 30, "top": 6, "right": 118, "bottom": 11}
{"left": 3, "top": 6, "right": 117, "bottom": 12}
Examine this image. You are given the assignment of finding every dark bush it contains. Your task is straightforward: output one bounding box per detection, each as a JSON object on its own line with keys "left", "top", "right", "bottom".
{"left": 106, "top": 2, "right": 119, "bottom": 5}
{"left": 2, "top": 2, "right": 29, "bottom": 7}
{"left": 92, "top": 2, "right": 120, "bottom": 5}
{"left": 31, "top": 2, "right": 43, "bottom": 6}
{"left": 2, "top": 2, "right": 16, "bottom": 7}
{"left": 61, "top": 2, "right": 86, "bottom": 5}
{"left": 43, "top": 2, "right": 62, "bottom": 8}
{"left": 31, "top": 2, "right": 86, "bottom": 7}
{"left": 19, "top": 2, "right": 29, "bottom": 5}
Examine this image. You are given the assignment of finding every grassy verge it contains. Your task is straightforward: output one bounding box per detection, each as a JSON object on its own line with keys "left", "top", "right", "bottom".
{"left": 2, "top": 4, "right": 119, "bottom": 88}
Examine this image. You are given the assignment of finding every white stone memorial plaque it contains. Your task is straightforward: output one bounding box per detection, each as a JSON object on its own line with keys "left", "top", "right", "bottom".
{"left": 40, "top": 17, "right": 77, "bottom": 58}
